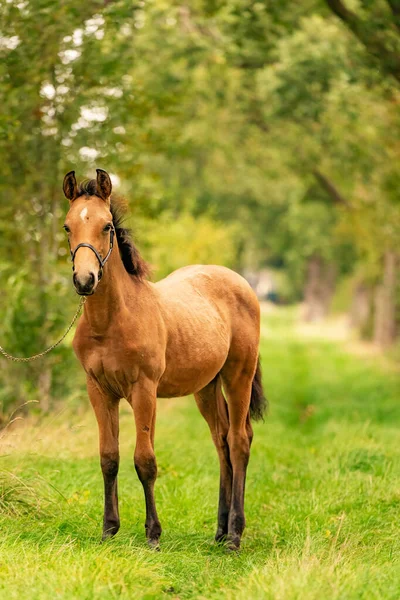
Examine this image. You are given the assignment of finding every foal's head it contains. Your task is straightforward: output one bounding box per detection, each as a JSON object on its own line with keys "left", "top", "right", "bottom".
{"left": 63, "top": 169, "right": 114, "bottom": 296}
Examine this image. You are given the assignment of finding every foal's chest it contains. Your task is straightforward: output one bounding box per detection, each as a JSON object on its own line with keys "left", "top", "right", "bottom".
{"left": 74, "top": 332, "right": 140, "bottom": 398}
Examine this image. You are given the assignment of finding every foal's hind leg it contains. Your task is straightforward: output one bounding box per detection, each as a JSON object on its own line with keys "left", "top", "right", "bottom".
{"left": 221, "top": 363, "right": 255, "bottom": 551}
{"left": 194, "top": 376, "right": 232, "bottom": 542}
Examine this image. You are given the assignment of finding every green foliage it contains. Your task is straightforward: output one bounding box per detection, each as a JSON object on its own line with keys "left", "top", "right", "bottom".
{"left": 137, "top": 212, "right": 240, "bottom": 279}
{"left": 0, "top": 0, "right": 399, "bottom": 414}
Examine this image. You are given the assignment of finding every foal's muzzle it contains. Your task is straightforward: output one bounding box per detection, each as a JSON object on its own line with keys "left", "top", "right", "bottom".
{"left": 73, "top": 272, "right": 97, "bottom": 296}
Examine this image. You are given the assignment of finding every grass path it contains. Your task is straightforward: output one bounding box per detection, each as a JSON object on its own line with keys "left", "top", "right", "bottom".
{"left": 1, "top": 308, "right": 400, "bottom": 599}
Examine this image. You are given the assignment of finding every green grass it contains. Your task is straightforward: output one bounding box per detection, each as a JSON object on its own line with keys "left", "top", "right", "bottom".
{"left": 1, "top": 307, "right": 400, "bottom": 599}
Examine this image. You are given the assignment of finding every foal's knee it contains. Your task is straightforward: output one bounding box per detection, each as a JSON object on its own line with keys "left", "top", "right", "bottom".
{"left": 134, "top": 450, "right": 157, "bottom": 484}
{"left": 101, "top": 452, "right": 119, "bottom": 479}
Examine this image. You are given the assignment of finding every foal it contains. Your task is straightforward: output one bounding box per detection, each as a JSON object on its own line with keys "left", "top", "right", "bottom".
{"left": 63, "top": 169, "right": 266, "bottom": 550}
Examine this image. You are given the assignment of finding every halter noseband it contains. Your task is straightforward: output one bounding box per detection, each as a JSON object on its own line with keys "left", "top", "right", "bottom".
{"left": 69, "top": 227, "right": 115, "bottom": 280}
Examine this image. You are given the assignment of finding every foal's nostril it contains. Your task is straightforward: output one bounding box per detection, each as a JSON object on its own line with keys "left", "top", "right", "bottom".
{"left": 73, "top": 271, "right": 96, "bottom": 294}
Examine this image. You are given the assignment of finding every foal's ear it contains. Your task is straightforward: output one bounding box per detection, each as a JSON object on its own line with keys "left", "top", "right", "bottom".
{"left": 96, "top": 169, "right": 112, "bottom": 202}
{"left": 63, "top": 171, "right": 78, "bottom": 202}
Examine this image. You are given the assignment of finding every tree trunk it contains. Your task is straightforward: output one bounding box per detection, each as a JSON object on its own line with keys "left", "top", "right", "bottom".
{"left": 303, "top": 255, "right": 336, "bottom": 322}
{"left": 349, "top": 282, "right": 372, "bottom": 335}
{"left": 373, "top": 251, "right": 398, "bottom": 347}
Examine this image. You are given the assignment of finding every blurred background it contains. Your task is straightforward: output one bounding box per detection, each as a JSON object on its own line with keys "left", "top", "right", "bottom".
{"left": 0, "top": 0, "right": 399, "bottom": 418}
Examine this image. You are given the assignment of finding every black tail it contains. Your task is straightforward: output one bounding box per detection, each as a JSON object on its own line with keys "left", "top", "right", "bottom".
{"left": 250, "top": 357, "right": 267, "bottom": 422}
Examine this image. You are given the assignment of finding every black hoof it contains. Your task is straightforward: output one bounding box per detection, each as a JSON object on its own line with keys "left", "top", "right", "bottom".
{"left": 148, "top": 538, "right": 161, "bottom": 551}
{"left": 215, "top": 529, "right": 228, "bottom": 543}
{"left": 101, "top": 524, "right": 120, "bottom": 541}
{"left": 145, "top": 521, "right": 162, "bottom": 549}
{"left": 226, "top": 536, "right": 241, "bottom": 552}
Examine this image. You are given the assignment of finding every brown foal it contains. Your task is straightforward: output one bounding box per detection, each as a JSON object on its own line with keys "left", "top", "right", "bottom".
{"left": 63, "top": 169, "right": 266, "bottom": 550}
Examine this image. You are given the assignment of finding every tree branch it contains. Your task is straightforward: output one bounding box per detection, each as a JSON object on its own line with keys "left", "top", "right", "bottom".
{"left": 325, "top": 0, "right": 400, "bottom": 83}
{"left": 387, "top": 0, "right": 400, "bottom": 17}
{"left": 325, "top": 0, "right": 357, "bottom": 22}
{"left": 313, "top": 169, "right": 350, "bottom": 208}
{"left": 386, "top": 0, "right": 400, "bottom": 30}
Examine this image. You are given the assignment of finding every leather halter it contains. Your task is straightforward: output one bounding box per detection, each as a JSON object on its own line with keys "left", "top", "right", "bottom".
{"left": 69, "top": 227, "right": 115, "bottom": 280}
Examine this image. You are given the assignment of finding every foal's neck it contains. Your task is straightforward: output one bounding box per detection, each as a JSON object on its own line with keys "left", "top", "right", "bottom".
{"left": 82, "top": 243, "right": 141, "bottom": 333}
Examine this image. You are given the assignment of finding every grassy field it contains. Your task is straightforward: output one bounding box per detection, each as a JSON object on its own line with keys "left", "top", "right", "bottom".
{"left": 1, "top": 308, "right": 400, "bottom": 599}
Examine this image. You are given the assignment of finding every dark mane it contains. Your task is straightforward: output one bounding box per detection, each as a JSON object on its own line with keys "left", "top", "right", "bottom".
{"left": 110, "top": 198, "right": 150, "bottom": 280}
{"left": 78, "top": 179, "right": 150, "bottom": 281}
{"left": 77, "top": 179, "right": 98, "bottom": 197}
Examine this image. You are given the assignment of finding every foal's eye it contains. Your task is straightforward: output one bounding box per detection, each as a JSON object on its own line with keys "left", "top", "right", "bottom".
{"left": 103, "top": 223, "right": 112, "bottom": 232}
{"left": 63, "top": 225, "right": 70, "bottom": 234}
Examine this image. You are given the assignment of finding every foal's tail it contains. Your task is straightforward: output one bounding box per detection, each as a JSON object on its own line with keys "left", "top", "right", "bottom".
{"left": 250, "top": 357, "right": 267, "bottom": 422}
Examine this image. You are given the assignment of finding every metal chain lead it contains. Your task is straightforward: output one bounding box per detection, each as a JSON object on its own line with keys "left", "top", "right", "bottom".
{"left": 0, "top": 296, "right": 86, "bottom": 363}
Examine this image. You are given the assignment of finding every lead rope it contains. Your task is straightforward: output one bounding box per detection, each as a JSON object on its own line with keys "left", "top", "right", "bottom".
{"left": 0, "top": 296, "right": 86, "bottom": 363}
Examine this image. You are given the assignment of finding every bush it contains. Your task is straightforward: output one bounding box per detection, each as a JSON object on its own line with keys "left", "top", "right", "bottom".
{"left": 136, "top": 212, "right": 241, "bottom": 280}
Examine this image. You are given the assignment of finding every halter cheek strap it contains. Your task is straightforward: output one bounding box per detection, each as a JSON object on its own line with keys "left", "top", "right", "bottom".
{"left": 69, "top": 228, "right": 115, "bottom": 280}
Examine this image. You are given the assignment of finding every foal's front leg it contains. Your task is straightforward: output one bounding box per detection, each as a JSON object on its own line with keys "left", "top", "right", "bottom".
{"left": 87, "top": 378, "right": 120, "bottom": 540}
{"left": 129, "top": 378, "right": 162, "bottom": 548}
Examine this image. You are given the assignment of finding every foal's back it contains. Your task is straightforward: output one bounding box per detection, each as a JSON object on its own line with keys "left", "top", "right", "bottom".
{"left": 156, "top": 264, "right": 258, "bottom": 314}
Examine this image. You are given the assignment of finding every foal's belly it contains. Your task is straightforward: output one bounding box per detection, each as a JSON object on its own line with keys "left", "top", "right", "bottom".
{"left": 156, "top": 318, "right": 230, "bottom": 398}
{"left": 157, "top": 353, "right": 226, "bottom": 398}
